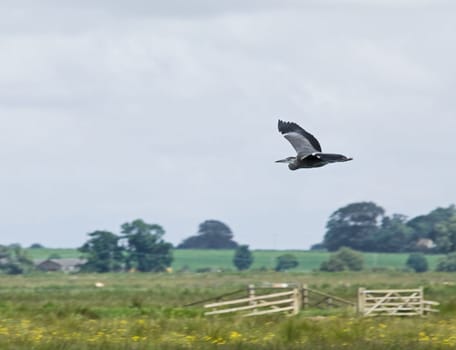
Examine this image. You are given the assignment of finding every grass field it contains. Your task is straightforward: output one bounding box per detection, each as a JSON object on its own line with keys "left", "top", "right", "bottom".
{"left": 1, "top": 271, "right": 456, "bottom": 349}
{"left": 26, "top": 248, "right": 445, "bottom": 272}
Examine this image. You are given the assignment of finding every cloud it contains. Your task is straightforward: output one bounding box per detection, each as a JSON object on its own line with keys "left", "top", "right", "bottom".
{"left": 1, "top": 1, "right": 455, "bottom": 248}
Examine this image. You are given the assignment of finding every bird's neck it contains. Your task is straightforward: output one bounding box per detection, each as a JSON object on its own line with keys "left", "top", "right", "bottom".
{"left": 288, "top": 159, "right": 299, "bottom": 170}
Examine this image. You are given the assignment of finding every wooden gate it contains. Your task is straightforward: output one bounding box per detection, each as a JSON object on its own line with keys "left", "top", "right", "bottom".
{"left": 204, "top": 284, "right": 301, "bottom": 317}
{"left": 201, "top": 284, "right": 438, "bottom": 318}
{"left": 357, "top": 287, "right": 439, "bottom": 317}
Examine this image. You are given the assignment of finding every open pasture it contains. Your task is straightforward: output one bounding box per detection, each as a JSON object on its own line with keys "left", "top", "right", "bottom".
{"left": 1, "top": 271, "right": 456, "bottom": 349}
{"left": 26, "top": 248, "right": 445, "bottom": 271}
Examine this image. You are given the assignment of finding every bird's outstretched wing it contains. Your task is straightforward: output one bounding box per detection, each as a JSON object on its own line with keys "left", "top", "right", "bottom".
{"left": 278, "top": 120, "right": 322, "bottom": 155}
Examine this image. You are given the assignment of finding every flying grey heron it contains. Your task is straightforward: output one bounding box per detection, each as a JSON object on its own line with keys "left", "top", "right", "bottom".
{"left": 276, "top": 119, "right": 352, "bottom": 170}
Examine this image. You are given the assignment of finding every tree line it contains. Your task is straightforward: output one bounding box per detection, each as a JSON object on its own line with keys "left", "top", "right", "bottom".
{"left": 79, "top": 219, "right": 259, "bottom": 273}
{"left": 319, "top": 202, "right": 456, "bottom": 254}
{"left": 79, "top": 219, "right": 173, "bottom": 273}
{"left": 2, "top": 201, "right": 456, "bottom": 274}
{"left": 0, "top": 218, "right": 251, "bottom": 274}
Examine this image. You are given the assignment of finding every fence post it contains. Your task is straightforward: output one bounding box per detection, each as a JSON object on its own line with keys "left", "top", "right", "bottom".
{"left": 302, "top": 284, "right": 309, "bottom": 309}
{"left": 292, "top": 287, "right": 302, "bottom": 315}
{"left": 419, "top": 286, "right": 424, "bottom": 316}
{"left": 357, "top": 288, "right": 365, "bottom": 316}
{"left": 248, "top": 284, "right": 257, "bottom": 313}
{"left": 327, "top": 297, "right": 333, "bottom": 307}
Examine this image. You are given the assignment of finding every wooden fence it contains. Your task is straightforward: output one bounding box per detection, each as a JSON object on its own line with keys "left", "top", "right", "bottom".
{"left": 204, "top": 283, "right": 353, "bottom": 317}
{"left": 357, "top": 287, "right": 439, "bottom": 317}
{"left": 204, "top": 284, "right": 301, "bottom": 317}
{"left": 202, "top": 284, "right": 439, "bottom": 318}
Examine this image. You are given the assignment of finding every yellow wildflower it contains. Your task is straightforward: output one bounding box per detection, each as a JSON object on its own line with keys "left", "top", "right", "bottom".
{"left": 229, "top": 331, "right": 242, "bottom": 340}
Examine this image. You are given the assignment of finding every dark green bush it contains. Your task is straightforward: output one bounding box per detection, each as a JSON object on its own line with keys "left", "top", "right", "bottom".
{"left": 436, "top": 252, "right": 456, "bottom": 271}
{"left": 406, "top": 253, "right": 428, "bottom": 272}
{"left": 275, "top": 254, "right": 299, "bottom": 271}
{"left": 233, "top": 245, "right": 253, "bottom": 271}
{"left": 320, "top": 247, "right": 364, "bottom": 272}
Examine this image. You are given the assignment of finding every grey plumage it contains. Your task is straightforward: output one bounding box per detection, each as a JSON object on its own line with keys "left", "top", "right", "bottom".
{"left": 276, "top": 120, "right": 352, "bottom": 170}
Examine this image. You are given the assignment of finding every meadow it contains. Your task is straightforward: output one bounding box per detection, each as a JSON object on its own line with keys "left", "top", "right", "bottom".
{"left": 1, "top": 271, "right": 456, "bottom": 349}
{"left": 26, "top": 248, "right": 445, "bottom": 271}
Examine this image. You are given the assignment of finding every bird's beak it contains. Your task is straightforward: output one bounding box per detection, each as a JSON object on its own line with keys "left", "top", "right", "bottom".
{"left": 275, "top": 158, "right": 289, "bottom": 163}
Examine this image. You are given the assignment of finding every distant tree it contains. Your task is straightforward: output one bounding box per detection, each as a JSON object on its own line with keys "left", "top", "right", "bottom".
{"left": 436, "top": 252, "right": 456, "bottom": 272}
{"left": 177, "top": 220, "right": 239, "bottom": 249}
{"left": 374, "top": 214, "right": 414, "bottom": 252}
{"left": 0, "top": 244, "right": 34, "bottom": 275}
{"left": 48, "top": 253, "right": 62, "bottom": 259}
{"left": 233, "top": 245, "right": 253, "bottom": 271}
{"left": 319, "top": 256, "right": 346, "bottom": 272}
{"left": 79, "top": 231, "right": 124, "bottom": 272}
{"left": 336, "top": 247, "right": 364, "bottom": 270}
{"left": 320, "top": 247, "right": 364, "bottom": 272}
{"left": 407, "top": 205, "right": 456, "bottom": 243}
{"left": 406, "top": 253, "right": 428, "bottom": 273}
{"left": 275, "top": 254, "right": 299, "bottom": 271}
{"left": 310, "top": 242, "right": 326, "bottom": 251}
{"left": 122, "top": 219, "right": 173, "bottom": 272}
{"left": 29, "top": 243, "right": 44, "bottom": 249}
{"left": 8, "top": 243, "right": 22, "bottom": 250}
{"left": 434, "top": 215, "right": 456, "bottom": 253}
{"left": 323, "top": 202, "right": 385, "bottom": 252}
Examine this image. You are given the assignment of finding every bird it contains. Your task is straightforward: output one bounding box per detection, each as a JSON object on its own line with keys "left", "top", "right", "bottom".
{"left": 276, "top": 119, "right": 352, "bottom": 170}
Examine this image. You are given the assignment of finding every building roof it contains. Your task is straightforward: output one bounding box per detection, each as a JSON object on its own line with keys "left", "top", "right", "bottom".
{"left": 35, "top": 258, "right": 87, "bottom": 269}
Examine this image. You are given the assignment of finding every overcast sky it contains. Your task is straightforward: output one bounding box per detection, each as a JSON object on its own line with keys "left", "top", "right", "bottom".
{"left": 1, "top": 0, "right": 455, "bottom": 249}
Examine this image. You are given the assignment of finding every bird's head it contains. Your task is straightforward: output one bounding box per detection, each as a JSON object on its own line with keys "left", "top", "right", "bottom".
{"left": 275, "top": 156, "right": 296, "bottom": 164}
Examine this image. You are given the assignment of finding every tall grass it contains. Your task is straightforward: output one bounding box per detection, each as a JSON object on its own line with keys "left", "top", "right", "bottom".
{"left": 0, "top": 271, "right": 456, "bottom": 349}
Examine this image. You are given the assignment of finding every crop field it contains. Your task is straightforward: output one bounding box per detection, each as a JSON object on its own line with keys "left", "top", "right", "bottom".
{"left": 26, "top": 248, "right": 445, "bottom": 271}
{"left": 1, "top": 271, "right": 456, "bottom": 349}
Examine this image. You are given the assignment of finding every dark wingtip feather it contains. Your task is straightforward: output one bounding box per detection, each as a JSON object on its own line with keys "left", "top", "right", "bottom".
{"left": 277, "top": 119, "right": 300, "bottom": 135}
{"left": 277, "top": 119, "right": 284, "bottom": 132}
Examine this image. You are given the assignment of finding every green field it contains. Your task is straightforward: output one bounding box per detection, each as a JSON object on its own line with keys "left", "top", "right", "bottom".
{"left": 1, "top": 271, "right": 456, "bottom": 349}
{"left": 26, "top": 248, "right": 445, "bottom": 271}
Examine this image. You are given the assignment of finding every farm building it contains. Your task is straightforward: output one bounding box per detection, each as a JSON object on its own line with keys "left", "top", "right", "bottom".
{"left": 35, "top": 258, "right": 87, "bottom": 272}
{"left": 415, "top": 238, "right": 436, "bottom": 250}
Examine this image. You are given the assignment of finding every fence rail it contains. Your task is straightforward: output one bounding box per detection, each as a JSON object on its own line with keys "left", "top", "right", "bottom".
{"left": 203, "top": 283, "right": 354, "bottom": 317}
{"left": 204, "top": 286, "right": 300, "bottom": 317}
{"left": 357, "top": 287, "right": 439, "bottom": 317}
